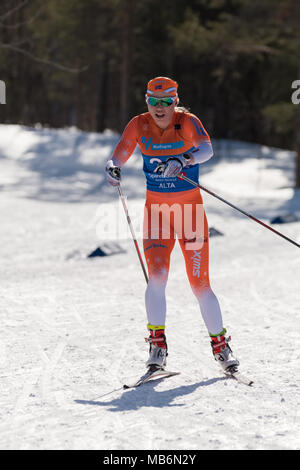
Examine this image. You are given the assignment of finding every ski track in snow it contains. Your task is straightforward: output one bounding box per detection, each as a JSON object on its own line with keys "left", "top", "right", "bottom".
{"left": 0, "top": 125, "right": 299, "bottom": 450}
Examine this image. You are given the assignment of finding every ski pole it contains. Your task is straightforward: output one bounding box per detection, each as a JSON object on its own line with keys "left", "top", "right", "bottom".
{"left": 178, "top": 173, "right": 300, "bottom": 249}
{"left": 117, "top": 184, "right": 149, "bottom": 283}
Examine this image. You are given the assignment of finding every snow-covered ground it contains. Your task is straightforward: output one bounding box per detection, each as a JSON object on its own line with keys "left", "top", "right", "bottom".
{"left": 0, "top": 124, "right": 299, "bottom": 450}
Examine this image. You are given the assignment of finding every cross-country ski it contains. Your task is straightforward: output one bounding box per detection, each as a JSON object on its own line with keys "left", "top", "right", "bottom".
{"left": 123, "top": 366, "right": 181, "bottom": 389}
{"left": 224, "top": 367, "right": 254, "bottom": 387}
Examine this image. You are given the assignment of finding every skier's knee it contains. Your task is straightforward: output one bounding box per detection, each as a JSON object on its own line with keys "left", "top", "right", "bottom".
{"left": 148, "top": 268, "right": 169, "bottom": 286}
{"left": 191, "top": 283, "right": 212, "bottom": 299}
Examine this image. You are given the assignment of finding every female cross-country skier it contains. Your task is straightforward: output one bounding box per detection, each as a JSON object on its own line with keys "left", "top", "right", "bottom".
{"left": 105, "top": 76, "right": 239, "bottom": 374}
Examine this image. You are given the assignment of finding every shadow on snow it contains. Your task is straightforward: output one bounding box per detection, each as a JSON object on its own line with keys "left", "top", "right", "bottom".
{"left": 74, "top": 376, "right": 227, "bottom": 412}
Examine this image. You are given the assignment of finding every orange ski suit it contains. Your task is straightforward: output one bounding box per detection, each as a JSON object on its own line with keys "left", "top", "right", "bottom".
{"left": 111, "top": 110, "right": 223, "bottom": 334}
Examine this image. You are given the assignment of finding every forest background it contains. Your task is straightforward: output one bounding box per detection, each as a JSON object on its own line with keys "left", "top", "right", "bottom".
{"left": 0, "top": 0, "right": 299, "bottom": 185}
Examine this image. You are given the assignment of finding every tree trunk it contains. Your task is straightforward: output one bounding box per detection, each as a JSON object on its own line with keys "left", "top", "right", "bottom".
{"left": 120, "top": 0, "right": 134, "bottom": 131}
{"left": 96, "top": 55, "right": 109, "bottom": 132}
{"left": 76, "top": 64, "right": 98, "bottom": 131}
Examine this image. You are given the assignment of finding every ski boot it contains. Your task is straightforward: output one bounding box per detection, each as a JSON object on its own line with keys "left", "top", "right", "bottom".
{"left": 210, "top": 329, "right": 239, "bottom": 373}
{"left": 145, "top": 326, "right": 168, "bottom": 369}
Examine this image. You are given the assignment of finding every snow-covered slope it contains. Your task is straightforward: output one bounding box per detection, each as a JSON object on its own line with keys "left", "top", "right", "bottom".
{"left": 0, "top": 124, "right": 299, "bottom": 450}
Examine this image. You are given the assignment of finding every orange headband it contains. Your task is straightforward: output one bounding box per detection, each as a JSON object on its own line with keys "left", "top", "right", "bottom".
{"left": 146, "top": 76, "right": 178, "bottom": 97}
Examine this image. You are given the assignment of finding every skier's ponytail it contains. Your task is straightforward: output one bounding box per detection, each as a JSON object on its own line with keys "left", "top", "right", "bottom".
{"left": 175, "top": 105, "right": 190, "bottom": 113}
